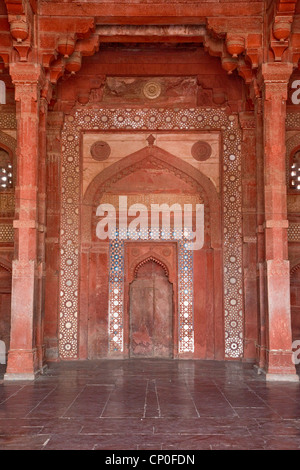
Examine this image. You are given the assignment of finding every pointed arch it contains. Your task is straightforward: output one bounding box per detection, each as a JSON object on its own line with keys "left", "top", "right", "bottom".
{"left": 81, "top": 144, "right": 221, "bottom": 248}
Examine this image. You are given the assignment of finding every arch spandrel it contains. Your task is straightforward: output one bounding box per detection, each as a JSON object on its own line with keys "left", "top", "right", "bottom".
{"left": 82, "top": 144, "right": 221, "bottom": 249}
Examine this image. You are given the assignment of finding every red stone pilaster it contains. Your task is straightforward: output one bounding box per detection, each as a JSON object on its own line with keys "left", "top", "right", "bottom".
{"left": 44, "top": 111, "right": 64, "bottom": 361}
{"left": 254, "top": 95, "right": 267, "bottom": 371}
{"left": 239, "top": 111, "right": 258, "bottom": 361}
{"left": 262, "top": 63, "right": 298, "bottom": 381}
{"left": 4, "top": 63, "right": 44, "bottom": 380}
{"left": 35, "top": 94, "right": 49, "bottom": 371}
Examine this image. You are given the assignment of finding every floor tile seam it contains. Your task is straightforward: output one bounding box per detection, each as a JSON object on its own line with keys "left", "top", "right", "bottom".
{"left": 183, "top": 379, "right": 200, "bottom": 418}
{"left": 59, "top": 385, "right": 95, "bottom": 418}
{"left": 24, "top": 386, "right": 59, "bottom": 418}
{"left": 0, "top": 385, "right": 27, "bottom": 405}
{"left": 241, "top": 389, "right": 289, "bottom": 418}
{"left": 211, "top": 380, "right": 239, "bottom": 418}
{"left": 99, "top": 385, "right": 117, "bottom": 418}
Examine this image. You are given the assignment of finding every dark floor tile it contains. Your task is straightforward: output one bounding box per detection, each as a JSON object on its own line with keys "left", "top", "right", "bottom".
{"left": 42, "top": 433, "right": 98, "bottom": 450}
{"left": 0, "top": 419, "right": 43, "bottom": 436}
{"left": 80, "top": 417, "right": 155, "bottom": 435}
{"left": 25, "top": 386, "right": 86, "bottom": 419}
{"left": 63, "top": 384, "right": 114, "bottom": 418}
{"left": 152, "top": 417, "right": 251, "bottom": 436}
{"left": 233, "top": 407, "right": 281, "bottom": 419}
{"left": 155, "top": 380, "right": 199, "bottom": 418}
{"left": 0, "top": 434, "right": 50, "bottom": 450}
{"left": 102, "top": 378, "right": 148, "bottom": 418}
{"left": 250, "top": 418, "right": 300, "bottom": 437}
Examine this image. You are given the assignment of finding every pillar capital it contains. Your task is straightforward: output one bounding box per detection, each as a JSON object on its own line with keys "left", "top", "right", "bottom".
{"left": 260, "top": 63, "right": 293, "bottom": 101}
{"left": 261, "top": 62, "right": 293, "bottom": 83}
{"left": 9, "top": 62, "right": 46, "bottom": 102}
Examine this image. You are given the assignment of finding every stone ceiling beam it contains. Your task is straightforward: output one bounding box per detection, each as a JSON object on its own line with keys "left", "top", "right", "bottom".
{"left": 39, "top": 1, "right": 264, "bottom": 24}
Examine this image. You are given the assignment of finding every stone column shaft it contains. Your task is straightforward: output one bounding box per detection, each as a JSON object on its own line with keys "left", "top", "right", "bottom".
{"left": 262, "top": 62, "right": 298, "bottom": 381}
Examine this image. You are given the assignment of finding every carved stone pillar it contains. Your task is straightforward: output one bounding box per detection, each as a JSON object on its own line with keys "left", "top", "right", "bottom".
{"left": 5, "top": 64, "right": 43, "bottom": 380}
{"left": 262, "top": 62, "right": 298, "bottom": 381}
{"left": 35, "top": 94, "right": 49, "bottom": 370}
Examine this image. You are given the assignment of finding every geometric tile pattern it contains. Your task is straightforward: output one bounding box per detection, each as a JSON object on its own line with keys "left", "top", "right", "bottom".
{"left": 0, "top": 191, "right": 15, "bottom": 215}
{"left": 59, "top": 107, "right": 243, "bottom": 359}
{"left": 0, "top": 223, "right": 13, "bottom": 243}
{"left": 288, "top": 223, "right": 300, "bottom": 242}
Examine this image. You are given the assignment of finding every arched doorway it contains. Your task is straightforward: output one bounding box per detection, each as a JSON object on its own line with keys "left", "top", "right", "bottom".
{"left": 129, "top": 258, "right": 173, "bottom": 358}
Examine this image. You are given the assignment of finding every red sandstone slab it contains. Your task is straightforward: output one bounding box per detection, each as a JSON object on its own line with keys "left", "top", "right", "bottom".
{"left": 63, "top": 385, "right": 114, "bottom": 418}
{"left": 80, "top": 417, "right": 155, "bottom": 435}
{"left": 101, "top": 378, "right": 148, "bottom": 418}
{"left": 151, "top": 417, "right": 252, "bottom": 436}
{"left": 161, "top": 434, "right": 265, "bottom": 450}
{"left": 0, "top": 434, "right": 50, "bottom": 451}
{"left": 0, "top": 419, "right": 43, "bottom": 436}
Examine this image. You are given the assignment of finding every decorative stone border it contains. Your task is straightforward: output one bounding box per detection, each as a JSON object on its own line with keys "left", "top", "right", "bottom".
{"left": 59, "top": 107, "right": 243, "bottom": 359}
{"left": 108, "top": 229, "right": 194, "bottom": 354}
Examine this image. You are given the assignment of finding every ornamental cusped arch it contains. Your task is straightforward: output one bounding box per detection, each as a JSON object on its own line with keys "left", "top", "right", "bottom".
{"left": 133, "top": 256, "right": 170, "bottom": 281}
{"left": 59, "top": 106, "right": 243, "bottom": 360}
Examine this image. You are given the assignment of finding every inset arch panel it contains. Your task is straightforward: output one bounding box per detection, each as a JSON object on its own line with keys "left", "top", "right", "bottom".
{"left": 59, "top": 107, "right": 243, "bottom": 359}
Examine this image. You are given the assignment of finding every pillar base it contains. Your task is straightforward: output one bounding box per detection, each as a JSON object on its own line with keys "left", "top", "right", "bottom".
{"left": 4, "top": 363, "right": 48, "bottom": 381}
{"left": 4, "top": 348, "right": 45, "bottom": 381}
{"left": 266, "top": 373, "right": 299, "bottom": 382}
{"left": 254, "top": 350, "right": 300, "bottom": 382}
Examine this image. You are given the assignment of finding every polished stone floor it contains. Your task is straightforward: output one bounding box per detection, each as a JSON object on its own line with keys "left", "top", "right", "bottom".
{"left": 0, "top": 359, "right": 300, "bottom": 450}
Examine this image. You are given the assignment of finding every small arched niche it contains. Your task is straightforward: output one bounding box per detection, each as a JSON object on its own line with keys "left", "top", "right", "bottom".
{"left": 129, "top": 257, "right": 173, "bottom": 358}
